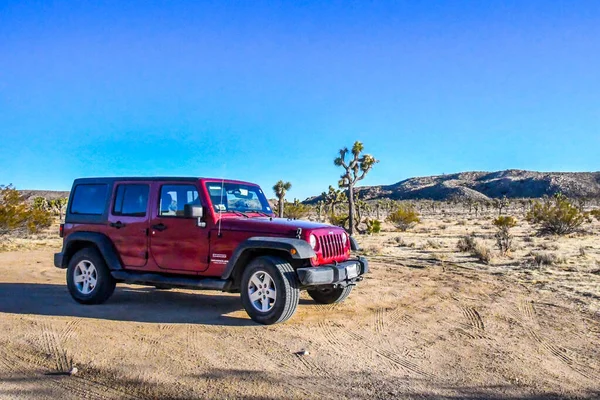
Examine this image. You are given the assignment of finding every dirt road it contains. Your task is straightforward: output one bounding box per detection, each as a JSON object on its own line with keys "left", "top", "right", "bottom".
{"left": 1, "top": 247, "right": 599, "bottom": 399}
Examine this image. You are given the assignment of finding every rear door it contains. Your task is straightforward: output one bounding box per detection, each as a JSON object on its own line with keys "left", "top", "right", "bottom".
{"left": 107, "top": 182, "right": 151, "bottom": 268}
{"left": 149, "top": 182, "right": 210, "bottom": 273}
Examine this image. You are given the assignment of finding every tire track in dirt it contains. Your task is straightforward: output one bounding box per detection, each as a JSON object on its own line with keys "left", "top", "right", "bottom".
{"left": 40, "top": 321, "right": 71, "bottom": 372}
{"left": 342, "top": 327, "right": 434, "bottom": 378}
{"left": 59, "top": 319, "right": 82, "bottom": 342}
{"left": 0, "top": 343, "right": 135, "bottom": 400}
{"left": 458, "top": 306, "right": 486, "bottom": 339}
{"left": 259, "top": 335, "right": 335, "bottom": 379}
{"left": 512, "top": 299, "right": 597, "bottom": 381}
{"left": 373, "top": 307, "right": 386, "bottom": 333}
{"left": 317, "top": 321, "right": 433, "bottom": 378}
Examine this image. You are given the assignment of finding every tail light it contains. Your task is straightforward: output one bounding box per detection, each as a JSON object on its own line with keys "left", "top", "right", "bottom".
{"left": 59, "top": 224, "right": 64, "bottom": 238}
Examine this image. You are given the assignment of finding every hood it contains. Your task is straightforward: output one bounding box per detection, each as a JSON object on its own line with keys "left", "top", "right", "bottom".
{"left": 218, "top": 216, "right": 341, "bottom": 236}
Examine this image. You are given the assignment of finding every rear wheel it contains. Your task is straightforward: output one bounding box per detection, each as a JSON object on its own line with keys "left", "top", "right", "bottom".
{"left": 241, "top": 256, "right": 300, "bottom": 325}
{"left": 67, "top": 248, "right": 116, "bottom": 305}
{"left": 307, "top": 285, "right": 353, "bottom": 304}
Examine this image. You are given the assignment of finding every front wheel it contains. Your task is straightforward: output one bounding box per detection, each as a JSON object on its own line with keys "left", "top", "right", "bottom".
{"left": 241, "top": 256, "right": 300, "bottom": 325}
{"left": 307, "top": 285, "right": 353, "bottom": 304}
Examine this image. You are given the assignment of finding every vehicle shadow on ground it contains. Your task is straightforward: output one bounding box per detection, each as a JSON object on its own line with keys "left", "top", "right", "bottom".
{"left": 0, "top": 283, "right": 255, "bottom": 326}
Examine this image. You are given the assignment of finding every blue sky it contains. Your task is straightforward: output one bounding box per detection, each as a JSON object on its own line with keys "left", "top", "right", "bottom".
{"left": 1, "top": 1, "right": 599, "bottom": 200}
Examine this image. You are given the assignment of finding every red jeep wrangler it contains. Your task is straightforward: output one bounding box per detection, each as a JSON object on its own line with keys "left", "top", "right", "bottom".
{"left": 54, "top": 178, "right": 368, "bottom": 324}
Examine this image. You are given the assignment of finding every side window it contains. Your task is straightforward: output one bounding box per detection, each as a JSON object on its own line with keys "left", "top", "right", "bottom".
{"left": 159, "top": 184, "right": 200, "bottom": 217}
{"left": 70, "top": 184, "right": 109, "bottom": 215}
{"left": 112, "top": 184, "right": 149, "bottom": 217}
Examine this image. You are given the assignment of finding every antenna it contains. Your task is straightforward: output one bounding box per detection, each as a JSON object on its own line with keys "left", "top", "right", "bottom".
{"left": 217, "top": 177, "right": 224, "bottom": 237}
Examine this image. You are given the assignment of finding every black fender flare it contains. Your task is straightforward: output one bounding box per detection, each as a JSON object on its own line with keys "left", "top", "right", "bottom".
{"left": 221, "top": 237, "right": 315, "bottom": 280}
{"left": 58, "top": 231, "right": 123, "bottom": 270}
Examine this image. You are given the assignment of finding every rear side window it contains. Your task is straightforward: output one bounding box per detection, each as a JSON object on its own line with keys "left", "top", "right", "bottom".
{"left": 70, "top": 184, "right": 109, "bottom": 215}
{"left": 112, "top": 184, "right": 149, "bottom": 217}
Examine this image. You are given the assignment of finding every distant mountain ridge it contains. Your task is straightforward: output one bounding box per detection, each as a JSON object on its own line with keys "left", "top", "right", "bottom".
{"left": 305, "top": 170, "right": 600, "bottom": 203}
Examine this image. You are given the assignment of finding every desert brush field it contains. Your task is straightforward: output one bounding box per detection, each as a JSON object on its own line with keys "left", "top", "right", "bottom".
{"left": 1, "top": 209, "right": 600, "bottom": 399}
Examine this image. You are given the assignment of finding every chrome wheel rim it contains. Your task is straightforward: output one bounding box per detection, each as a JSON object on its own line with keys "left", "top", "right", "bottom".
{"left": 248, "top": 271, "right": 276, "bottom": 312}
{"left": 74, "top": 260, "right": 98, "bottom": 295}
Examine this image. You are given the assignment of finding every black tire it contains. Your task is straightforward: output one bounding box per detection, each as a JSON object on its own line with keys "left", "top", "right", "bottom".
{"left": 66, "top": 247, "right": 116, "bottom": 305}
{"left": 307, "top": 285, "right": 353, "bottom": 304}
{"left": 240, "top": 256, "right": 300, "bottom": 325}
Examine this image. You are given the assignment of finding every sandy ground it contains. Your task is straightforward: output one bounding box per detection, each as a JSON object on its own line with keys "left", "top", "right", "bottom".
{"left": 1, "top": 215, "right": 600, "bottom": 399}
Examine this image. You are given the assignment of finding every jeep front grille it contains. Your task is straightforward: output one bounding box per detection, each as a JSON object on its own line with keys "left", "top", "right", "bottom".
{"left": 318, "top": 233, "right": 345, "bottom": 259}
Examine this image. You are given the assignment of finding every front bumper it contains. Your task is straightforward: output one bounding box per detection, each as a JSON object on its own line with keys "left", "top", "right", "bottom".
{"left": 296, "top": 257, "right": 369, "bottom": 286}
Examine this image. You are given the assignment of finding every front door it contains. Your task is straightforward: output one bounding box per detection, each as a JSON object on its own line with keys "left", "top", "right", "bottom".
{"left": 149, "top": 183, "right": 210, "bottom": 272}
{"left": 107, "top": 182, "right": 150, "bottom": 268}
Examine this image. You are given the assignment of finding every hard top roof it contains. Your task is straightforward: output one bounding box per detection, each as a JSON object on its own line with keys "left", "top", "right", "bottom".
{"left": 72, "top": 177, "right": 258, "bottom": 185}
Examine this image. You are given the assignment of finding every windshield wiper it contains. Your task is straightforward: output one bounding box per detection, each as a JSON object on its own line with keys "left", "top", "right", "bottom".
{"left": 230, "top": 210, "right": 249, "bottom": 218}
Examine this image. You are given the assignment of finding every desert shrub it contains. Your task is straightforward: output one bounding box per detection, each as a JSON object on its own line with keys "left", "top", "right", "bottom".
{"left": 530, "top": 251, "right": 565, "bottom": 267}
{"left": 492, "top": 216, "right": 518, "bottom": 255}
{"left": 283, "top": 200, "right": 310, "bottom": 220}
{"left": 365, "top": 219, "right": 381, "bottom": 234}
{"left": 522, "top": 236, "right": 534, "bottom": 243}
{"left": 591, "top": 209, "right": 600, "bottom": 221}
{"left": 329, "top": 214, "right": 349, "bottom": 230}
{"left": 387, "top": 205, "right": 420, "bottom": 232}
{"left": 526, "top": 194, "right": 589, "bottom": 235}
{"left": 0, "top": 185, "right": 53, "bottom": 236}
{"left": 424, "top": 239, "right": 442, "bottom": 249}
{"left": 457, "top": 236, "right": 476, "bottom": 252}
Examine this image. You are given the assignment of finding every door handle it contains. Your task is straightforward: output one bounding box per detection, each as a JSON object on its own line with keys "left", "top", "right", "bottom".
{"left": 152, "top": 223, "right": 167, "bottom": 232}
{"left": 110, "top": 221, "right": 126, "bottom": 229}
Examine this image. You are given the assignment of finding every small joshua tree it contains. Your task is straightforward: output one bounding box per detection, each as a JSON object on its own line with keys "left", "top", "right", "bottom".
{"left": 334, "top": 141, "right": 378, "bottom": 236}
{"left": 272, "top": 180, "right": 292, "bottom": 218}
{"left": 322, "top": 185, "right": 346, "bottom": 219}
{"left": 494, "top": 196, "right": 510, "bottom": 216}
{"left": 493, "top": 216, "right": 517, "bottom": 255}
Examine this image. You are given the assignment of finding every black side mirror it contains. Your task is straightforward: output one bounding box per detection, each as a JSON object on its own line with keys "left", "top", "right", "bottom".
{"left": 184, "top": 204, "right": 204, "bottom": 219}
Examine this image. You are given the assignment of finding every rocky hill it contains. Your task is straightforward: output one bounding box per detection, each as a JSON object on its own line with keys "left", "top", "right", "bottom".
{"left": 19, "top": 190, "right": 70, "bottom": 203}
{"left": 306, "top": 170, "right": 600, "bottom": 203}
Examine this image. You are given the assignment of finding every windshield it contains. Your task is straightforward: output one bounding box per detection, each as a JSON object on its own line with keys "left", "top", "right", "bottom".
{"left": 205, "top": 182, "right": 273, "bottom": 215}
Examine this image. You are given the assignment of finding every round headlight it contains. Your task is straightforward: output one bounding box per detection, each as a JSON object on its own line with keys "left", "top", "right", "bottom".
{"left": 309, "top": 234, "right": 317, "bottom": 249}
{"left": 341, "top": 232, "right": 348, "bottom": 246}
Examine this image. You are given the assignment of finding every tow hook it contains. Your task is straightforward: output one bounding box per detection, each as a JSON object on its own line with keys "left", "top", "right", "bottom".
{"left": 296, "top": 228, "right": 302, "bottom": 239}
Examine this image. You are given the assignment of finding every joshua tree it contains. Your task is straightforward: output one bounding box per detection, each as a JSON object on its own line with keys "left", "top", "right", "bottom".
{"left": 272, "top": 180, "right": 292, "bottom": 218}
{"left": 316, "top": 201, "right": 324, "bottom": 221}
{"left": 322, "top": 185, "right": 346, "bottom": 218}
{"left": 334, "top": 141, "right": 378, "bottom": 236}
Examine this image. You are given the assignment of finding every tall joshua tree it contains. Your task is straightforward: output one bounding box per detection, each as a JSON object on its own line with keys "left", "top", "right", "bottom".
{"left": 334, "top": 141, "right": 378, "bottom": 236}
{"left": 272, "top": 180, "right": 292, "bottom": 218}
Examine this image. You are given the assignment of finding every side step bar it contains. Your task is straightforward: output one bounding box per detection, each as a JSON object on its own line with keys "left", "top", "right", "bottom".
{"left": 111, "top": 271, "right": 228, "bottom": 291}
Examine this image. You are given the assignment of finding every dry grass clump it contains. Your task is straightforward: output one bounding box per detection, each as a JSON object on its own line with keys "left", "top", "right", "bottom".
{"left": 473, "top": 243, "right": 493, "bottom": 264}
{"left": 456, "top": 220, "right": 467, "bottom": 226}
{"left": 363, "top": 244, "right": 383, "bottom": 255}
{"left": 456, "top": 236, "right": 492, "bottom": 264}
{"left": 424, "top": 239, "right": 442, "bottom": 249}
{"left": 530, "top": 252, "right": 566, "bottom": 267}
{"left": 540, "top": 242, "right": 559, "bottom": 251}
{"left": 457, "top": 236, "right": 476, "bottom": 252}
